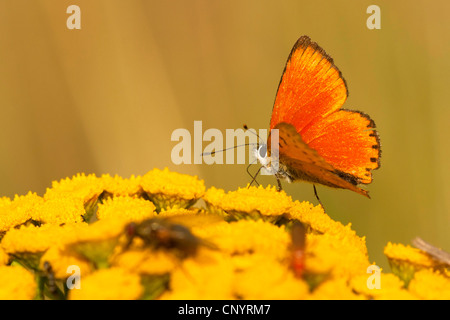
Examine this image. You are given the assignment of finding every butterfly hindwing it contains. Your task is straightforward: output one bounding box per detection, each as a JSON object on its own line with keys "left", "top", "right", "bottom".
{"left": 269, "top": 122, "right": 370, "bottom": 198}
{"left": 303, "top": 109, "right": 381, "bottom": 184}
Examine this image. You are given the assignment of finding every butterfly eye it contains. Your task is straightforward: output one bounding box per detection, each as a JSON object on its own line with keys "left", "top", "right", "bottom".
{"left": 258, "top": 145, "right": 267, "bottom": 158}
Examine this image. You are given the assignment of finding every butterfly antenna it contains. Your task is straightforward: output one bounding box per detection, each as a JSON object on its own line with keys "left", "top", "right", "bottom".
{"left": 202, "top": 125, "right": 263, "bottom": 157}
{"left": 243, "top": 124, "right": 265, "bottom": 146}
{"left": 313, "top": 185, "right": 325, "bottom": 211}
{"left": 201, "top": 143, "right": 257, "bottom": 156}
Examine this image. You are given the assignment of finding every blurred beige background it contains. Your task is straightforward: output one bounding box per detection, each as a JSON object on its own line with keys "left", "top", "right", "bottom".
{"left": 0, "top": 0, "right": 449, "bottom": 269}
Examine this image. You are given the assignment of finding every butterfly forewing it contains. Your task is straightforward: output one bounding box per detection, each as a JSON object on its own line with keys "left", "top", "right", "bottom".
{"left": 270, "top": 36, "right": 348, "bottom": 134}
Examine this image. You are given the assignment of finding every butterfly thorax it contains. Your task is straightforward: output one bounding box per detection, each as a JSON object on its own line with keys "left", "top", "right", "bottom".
{"left": 254, "top": 144, "right": 294, "bottom": 183}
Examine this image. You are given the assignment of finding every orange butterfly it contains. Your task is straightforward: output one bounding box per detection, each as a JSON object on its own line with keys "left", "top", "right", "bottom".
{"left": 255, "top": 36, "right": 381, "bottom": 198}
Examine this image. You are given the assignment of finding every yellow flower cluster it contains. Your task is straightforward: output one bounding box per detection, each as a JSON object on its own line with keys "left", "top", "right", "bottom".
{"left": 384, "top": 241, "right": 450, "bottom": 296}
{"left": 0, "top": 167, "right": 448, "bottom": 299}
{"left": 204, "top": 185, "right": 293, "bottom": 221}
{"left": 0, "top": 266, "right": 36, "bottom": 300}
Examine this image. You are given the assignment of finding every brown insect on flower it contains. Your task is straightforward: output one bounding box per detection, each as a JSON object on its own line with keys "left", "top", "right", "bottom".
{"left": 412, "top": 237, "right": 450, "bottom": 266}
{"left": 40, "top": 261, "right": 66, "bottom": 300}
{"left": 289, "top": 220, "right": 307, "bottom": 278}
{"left": 124, "top": 217, "right": 216, "bottom": 259}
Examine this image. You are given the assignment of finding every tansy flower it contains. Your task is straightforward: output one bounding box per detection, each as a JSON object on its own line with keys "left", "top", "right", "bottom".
{"left": 384, "top": 242, "right": 441, "bottom": 286}
{"left": 304, "top": 232, "right": 370, "bottom": 281}
{"left": 308, "top": 278, "right": 363, "bottom": 300}
{"left": 68, "top": 267, "right": 143, "bottom": 300}
{"left": 0, "top": 266, "right": 36, "bottom": 300}
{"left": 0, "top": 196, "right": 11, "bottom": 206}
{"left": 96, "top": 196, "right": 156, "bottom": 221}
{"left": 111, "top": 224, "right": 218, "bottom": 300}
{"left": 0, "top": 192, "right": 43, "bottom": 233}
{"left": 0, "top": 246, "right": 9, "bottom": 266}
{"left": 0, "top": 196, "right": 12, "bottom": 227}
{"left": 1, "top": 223, "right": 85, "bottom": 255}
{"left": 32, "top": 197, "right": 85, "bottom": 225}
{"left": 157, "top": 207, "right": 203, "bottom": 218}
{"left": 288, "top": 201, "right": 368, "bottom": 256}
{"left": 37, "top": 246, "right": 94, "bottom": 300}
{"left": 112, "top": 249, "right": 177, "bottom": 275}
{"left": 349, "top": 272, "right": 417, "bottom": 300}
{"left": 140, "top": 168, "right": 205, "bottom": 212}
{"left": 44, "top": 173, "right": 106, "bottom": 223}
{"left": 1, "top": 223, "right": 85, "bottom": 270}
{"left": 232, "top": 253, "right": 309, "bottom": 300}
{"left": 111, "top": 249, "right": 175, "bottom": 299}
{"left": 288, "top": 200, "right": 345, "bottom": 235}
{"left": 157, "top": 208, "right": 224, "bottom": 232}
{"left": 407, "top": 269, "right": 450, "bottom": 300}
{"left": 193, "top": 219, "right": 290, "bottom": 260}
{"left": 64, "top": 218, "right": 127, "bottom": 269}
{"left": 287, "top": 200, "right": 369, "bottom": 287}
{"left": 161, "top": 251, "right": 235, "bottom": 300}
{"left": 203, "top": 185, "right": 293, "bottom": 222}
{"left": 99, "top": 174, "right": 143, "bottom": 198}
{"left": 39, "top": 245, "right": 94, "bottom": 279}
{"left": 44, "top": 173, "right": 104, "bottom": 204}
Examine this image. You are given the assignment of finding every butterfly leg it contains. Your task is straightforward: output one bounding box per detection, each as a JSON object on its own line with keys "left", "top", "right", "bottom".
{"left": 313, "top": 185, "right": 325, "bottom": 211}
{"left": 246, "top": 160, "right": 258, "bottom": 182}
{"left": 248, "top": 165, "right": 262, "bottom": 188}
{"left": 246, "top": 160, "right": 260, "bottom": 187}
{"left": 276, "top": 178, "right": 283, "bottom": 192}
